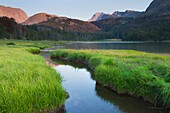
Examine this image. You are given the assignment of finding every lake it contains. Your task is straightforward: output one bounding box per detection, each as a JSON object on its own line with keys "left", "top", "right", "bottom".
{"left": 64, "top": 41, "right": 170, "bottom": 54}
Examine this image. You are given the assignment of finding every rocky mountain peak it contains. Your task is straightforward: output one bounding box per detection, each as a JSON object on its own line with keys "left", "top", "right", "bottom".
{"left": 22, "top": 13, "right": 58, "bottom": 25}
{"left": 89, "top": 10, "right": 143, "bottom": 22}
{"left": 0, "top": 5, "right": 28, "bottom": 23}
{"left": 88, "top": 12, "right": 111, "bottom": 22}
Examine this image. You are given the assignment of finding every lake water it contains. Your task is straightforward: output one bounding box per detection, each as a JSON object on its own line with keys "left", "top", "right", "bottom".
{"left": 64, "top": 41, "right": 170, "bottom": 54}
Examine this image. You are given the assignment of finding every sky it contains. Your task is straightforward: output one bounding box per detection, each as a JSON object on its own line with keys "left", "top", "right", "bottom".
{"left": 0, "top": 0, "right": 153, "bottom": 21}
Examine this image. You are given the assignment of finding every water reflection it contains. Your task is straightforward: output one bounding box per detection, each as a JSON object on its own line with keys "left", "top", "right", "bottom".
{"left": 54, "top": 65, "right": 123, "bottom": 113}
{"left": 51, "top": 60, "right": 169, "bottom": 113}
{"left": 65, "top": 42, "right": 170, "bottom": 54}
{"left": 96, "top": 84, "right": 170, "bottom": 113}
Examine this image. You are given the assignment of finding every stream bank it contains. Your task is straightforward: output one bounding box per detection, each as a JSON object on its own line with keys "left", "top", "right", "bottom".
{"left": 41, "top": 51, "right": 170, "bottom": 113}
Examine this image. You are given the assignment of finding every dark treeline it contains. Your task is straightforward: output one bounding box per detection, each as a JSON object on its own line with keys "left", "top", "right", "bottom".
{"left": 1, "top": 16, "right": 170, "bottom": 41}
{"left": 0, "top": 17, "right": 111, "bottom": 41}
{"left": 93, "top": 16, "right": 170, "bottom": 41}
{"left": 25, "top": 25, "right": 111, "bottom": 41}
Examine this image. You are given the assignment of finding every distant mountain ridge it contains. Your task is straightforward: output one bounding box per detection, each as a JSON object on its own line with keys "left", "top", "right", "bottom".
{"left": 0, "top": 16, "right": 107, "bottom": 41}
{"left": 88, "top": 12, "right": 111, "bottom": 22}
{"left": 38, "top": 17, "right": 100, "bottom": 32}
{"left": 89, "top": 10, "right": 143, "bottom": 22}
{"left": 0, "top": 5, "right": 28, "bottom": 23}
{"left": 91, "top": 0, "right": 170, "bottom": 41}
{"left": 22, "top": 13, "right": 58, "bottom": 25}
{"left": 113, "top": 10, "right": 143, "bottom": 18}
{"left": 0, "top": 4, "right": 101, "bottom": 32}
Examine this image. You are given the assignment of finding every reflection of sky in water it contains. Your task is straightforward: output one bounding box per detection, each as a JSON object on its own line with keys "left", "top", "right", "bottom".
{"left": 52, "top": 63, "right": 169, "bottom": 113}
{"left": 54, "top": 65, "right": 124, "bottom": 113}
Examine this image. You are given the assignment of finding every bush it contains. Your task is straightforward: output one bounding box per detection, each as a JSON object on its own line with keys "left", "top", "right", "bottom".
{"left": 6, "top": 42, "right": 15, "bottom": 45}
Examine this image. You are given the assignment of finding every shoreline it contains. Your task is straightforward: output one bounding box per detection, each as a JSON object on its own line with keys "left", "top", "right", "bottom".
{"left": 50, "top": 49, "right": 170, "bottom": 108}
{"left": 51, "top": 56, "right": 170, "bottom": 109}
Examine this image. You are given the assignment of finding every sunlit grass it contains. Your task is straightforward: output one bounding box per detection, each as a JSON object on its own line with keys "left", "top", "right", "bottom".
{"left": 51, "top": 49, "right": 170, "bottom": 107}
{"left": 0, "top": 39, "right": 69, "bottom": 49}
{"left": 0, "top": 47, "right": 67, "bottom": 113}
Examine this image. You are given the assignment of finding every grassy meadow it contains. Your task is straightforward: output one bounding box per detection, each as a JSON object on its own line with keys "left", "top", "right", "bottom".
{"left": 51, "top": 49, "right": 170, "bottom": 107}
{"left": 0, "top": 39, "right": 68, "bottom": 49}
{"left": 0, "top": 44, "right": 67, "bottom": 113}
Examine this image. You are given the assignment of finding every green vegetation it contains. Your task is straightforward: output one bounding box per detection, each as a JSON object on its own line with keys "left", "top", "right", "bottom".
{"left": 6, "top": 42, "right": 15, "bottom": 45}
{"left": 0, "top": 46, "right": 67, "bottom": 113}
{"left": 51, "top": 49, "right": 170, "bottom": 107}
{"left": 0, "top": 39, "right": 69, "bottom": 49}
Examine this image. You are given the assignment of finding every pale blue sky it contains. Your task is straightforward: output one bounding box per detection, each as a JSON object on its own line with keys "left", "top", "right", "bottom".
{"left": 0, "top": 0, "right": 153, "bottom": 20}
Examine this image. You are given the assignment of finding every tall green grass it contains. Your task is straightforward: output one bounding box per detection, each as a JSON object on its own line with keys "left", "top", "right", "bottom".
{"left": 0, "top": 47, "right": 67, "bottom": 113}
{"left": 51, "top": 49, "right": 170, "bottom": 107}
{"left": 0, "top": 39, "right": 69, "bottom": 49}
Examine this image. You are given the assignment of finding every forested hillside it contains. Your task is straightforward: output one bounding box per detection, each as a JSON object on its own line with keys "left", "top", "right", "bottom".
{"left": 0, "top": 17, "right": 111, "bottom": 40}
{"left": 92, "top": 16, "right": 170, "bottom": 41}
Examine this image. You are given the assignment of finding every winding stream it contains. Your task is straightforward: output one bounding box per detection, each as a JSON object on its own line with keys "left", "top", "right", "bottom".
{"left": 41, "top": 52, "right": 169, "bottom": 113}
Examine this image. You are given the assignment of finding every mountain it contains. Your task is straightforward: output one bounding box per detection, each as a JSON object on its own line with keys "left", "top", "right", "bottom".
{"left": 91, "top": 0, "right": 170, "bottom": 41}
{"left": 112, "top": 10, "right": 143, "bottom": 18}
{"left": 1, "top": 0, "right": 170, "bottom": 41}
{"left": 0, "top": 5, "right": 28, "bottom": 23}
{"left": 38, "top": 17, "right": 100, "bottom": 32}
{"left": 22, "top": 12, "right": 100, "bottom": 33}
{"left": 22, "top": 13, "right": 58, "bottom": 25}
{"left": 89, "top": 10, "right": 143, "bottom": 22}
{"left": 142, "top": 0, "right": 170, "bottom": 17}
{"left": 0, "top": 16, "right": 107, "bottom": 41}
{"left": 92, "top": 16, "right": 170, "bottom": 41}
{"left": 88, "top": 12, "right": 112, "bottom": 22}
{"left": 0, "top": 5, "right": 104, "bottom": 40}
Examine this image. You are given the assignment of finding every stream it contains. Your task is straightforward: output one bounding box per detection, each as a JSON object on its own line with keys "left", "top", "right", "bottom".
{"left": 41, "top": 52, "right": 169, "bottom": 113}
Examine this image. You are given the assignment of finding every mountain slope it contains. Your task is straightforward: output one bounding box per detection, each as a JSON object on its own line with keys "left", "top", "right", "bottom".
{"left": 22, "top": 13, "right": 58, "bottom": 25}
{"left": 91, "top": 0, "right": 170, "bottom": 41}
{"left": 143, "top": 0, "right": 170, "bottom": 17}
{"left": 22, "top": 12, "right": 100, "bottom": 32}
{"left": 92, "top": 16, "right": 170, "bottom": 41}
{"left": 39, "top": 17, "right": 100, "bottom": 32}
{"left": 0, "top": 16, "right": 108, "bottom": 41}
{"left": 0, "top": 5, "right": 28, "bottom": 23}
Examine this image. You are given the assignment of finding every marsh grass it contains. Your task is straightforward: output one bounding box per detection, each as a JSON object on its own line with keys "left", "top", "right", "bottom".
{"left": 0, "top": 39, "right": 69, "bottom": 49}
{"left": 51, "top": 49, "right": 170, "bottom": 107}
{"left": 0, "top": 47, "right": 67, "bottom": 113}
